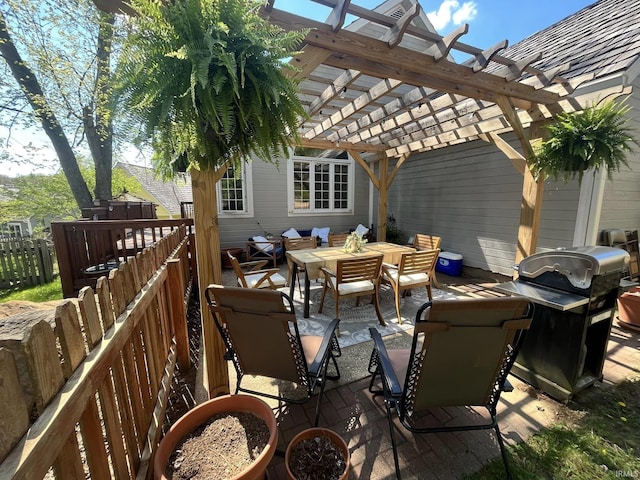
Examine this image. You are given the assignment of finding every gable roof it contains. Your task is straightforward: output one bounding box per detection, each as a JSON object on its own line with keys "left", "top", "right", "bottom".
{"left": 503, "top": 0, "right": 640, "bottom": 83}
{"left": 116, "top": 162, "right": 192, "bottom": 216}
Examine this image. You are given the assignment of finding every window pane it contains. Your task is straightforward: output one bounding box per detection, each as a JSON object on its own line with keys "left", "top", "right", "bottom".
{"left": 294, "top": 161, "right": 310, "bottom": 209}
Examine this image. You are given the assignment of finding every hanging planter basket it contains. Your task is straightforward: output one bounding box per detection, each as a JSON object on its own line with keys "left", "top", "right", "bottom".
{"left": 531, "top": 99, "right": 638, "bottom": 183}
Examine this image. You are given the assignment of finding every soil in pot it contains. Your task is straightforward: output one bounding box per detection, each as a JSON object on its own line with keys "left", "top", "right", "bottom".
{"left": 167, "top": 411, "right": 270, "bottom": 479}
{"left": 287, "top": 433, "right": 347, "bottom": 480}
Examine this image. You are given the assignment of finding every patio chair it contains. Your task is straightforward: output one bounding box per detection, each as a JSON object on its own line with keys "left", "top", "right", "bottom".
{"left": 328, "top": 233, "right": 350, "bottom": 247}
{"left": 382, "top": 248, "right": 441, "bottom": 323}
{"left": 367, "top": 297, "right": 533, "bottom": 479}
{"left": 318, "top": 254, "right": 385, "bottom": 328}
{"left": 205, "top": 285, "right": 341, "bottom": 426}
{"left": 283, "top": 236, "right": 317, "bottom": 294}
{"left": 246, "top": 236, "right": 285, "bottom": 268}
{"left": 227, "top": 251, "right": 286, "bottom": 289}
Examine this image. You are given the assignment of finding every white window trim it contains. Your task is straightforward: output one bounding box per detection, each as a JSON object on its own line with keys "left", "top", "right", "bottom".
{"left": 287, "top": 155, "right": 354, "bottom": 216}
{"left": 217, "top": 162, "right": 254, "bottom": 218}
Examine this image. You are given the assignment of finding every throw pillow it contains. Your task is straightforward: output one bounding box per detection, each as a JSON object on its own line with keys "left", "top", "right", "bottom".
{"left": 282, "top": 227, "right": 301, "bottom": 239}
{"left": 318, "top": 227, "right": 330, "bottom": 244}
{"left": 355, "top": 223, "right": 369, "bottom": 236}
{"left": 252, "top": 235, "right": 274, "bottom": 253}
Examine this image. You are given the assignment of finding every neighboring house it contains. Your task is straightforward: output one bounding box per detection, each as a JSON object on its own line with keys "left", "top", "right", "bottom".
{"left": 115, "top": 162, "right": 193, "bottom": 219}
{"left": 383, "top": 0, "right": 640, "bottom": 275}
{"left": 0, "top": 182, "right": 38, "bottom": 239}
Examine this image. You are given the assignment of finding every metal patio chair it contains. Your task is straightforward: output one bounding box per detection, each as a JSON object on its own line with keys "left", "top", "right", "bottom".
{"left": 205, "top": 285, "right": 341, "bottom": 426}
{"left": 368, "top": 296, "right": 533, "bottom": 479}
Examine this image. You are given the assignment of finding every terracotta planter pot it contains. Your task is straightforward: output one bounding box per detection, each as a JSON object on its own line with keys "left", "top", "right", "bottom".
{"left": 285, "top": 427, "right": 350, "bottom": 480}
{"left": 154, "top": 394, "right": 278, "bottom": 480}
{"left": 617, "top": 287, "right": 640, "bottom": 332}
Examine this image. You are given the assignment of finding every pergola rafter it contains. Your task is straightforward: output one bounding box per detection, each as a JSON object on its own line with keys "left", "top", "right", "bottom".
{"left": 260, "top": 0, "right": 626, "bottom": 256}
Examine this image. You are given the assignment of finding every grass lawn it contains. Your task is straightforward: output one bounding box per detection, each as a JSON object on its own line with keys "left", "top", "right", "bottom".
{"left": 466, "top": 377, "right": 640, "bottom": 479}
{"left": 0, "top": 277, "right": 63, "bottom": 303}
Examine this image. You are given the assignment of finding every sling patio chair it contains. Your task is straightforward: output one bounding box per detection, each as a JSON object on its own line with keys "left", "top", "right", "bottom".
{"left": 205, "top": 285, "right": 341, "bottom": 426}
{"left": 367, "top": 296, "right": 533, "bottom": 479}
{"left": 227, "top": 250, "right": 286, "bottom": 289}
{"left": 318, "top": 254, "right": 385, "bottom": 328}
{"left": 283, "top": 236, "right": 317, "bottom": 294}
{"left": 382, "top": 248, "right": 441, "bottom": 324}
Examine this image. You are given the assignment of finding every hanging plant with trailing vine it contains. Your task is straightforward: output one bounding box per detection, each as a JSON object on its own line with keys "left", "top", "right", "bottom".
{"left": 531, "top": 99, "right": 638, "bottom": 183}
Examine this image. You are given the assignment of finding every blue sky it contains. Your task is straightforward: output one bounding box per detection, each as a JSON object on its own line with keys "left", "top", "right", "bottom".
{"left": 2, "top": 0, "right": 597, "bottom": 177}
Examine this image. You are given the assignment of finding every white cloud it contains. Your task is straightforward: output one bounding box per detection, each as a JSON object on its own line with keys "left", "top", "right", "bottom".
{"left": 427, "top": 1, "right": 477, "bottom": 31}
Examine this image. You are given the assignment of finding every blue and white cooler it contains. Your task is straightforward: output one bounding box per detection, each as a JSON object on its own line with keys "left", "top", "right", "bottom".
{"left": 436, "top": 251, "right": 463, "bottom": 276}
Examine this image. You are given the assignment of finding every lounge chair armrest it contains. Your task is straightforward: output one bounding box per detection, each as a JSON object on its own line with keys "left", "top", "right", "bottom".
{"left": 307, "top": 318, "right": 341, "bottom": 376}
{"left": 368, "top": 327, "right": 403, "bottom": 397}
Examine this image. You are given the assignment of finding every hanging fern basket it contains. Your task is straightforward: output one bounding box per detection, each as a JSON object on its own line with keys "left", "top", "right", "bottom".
{"left": 531, "top": 99, "right": 638, "bottom": 183}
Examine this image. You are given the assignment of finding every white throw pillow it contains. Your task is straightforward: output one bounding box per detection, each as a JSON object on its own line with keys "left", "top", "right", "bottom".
{"left": 282, "top": 227, "right": 301, "bottom": 239}
{"left": 311, "top": 227, "right": 321, "bottom": 239}
{"left": 318, "top": 227, "right": 330, "bottom": 244}
{"left": 355, "top": 223, "right": 369, "bottom": 236}
{"left": 252, "top": 235, "right": 274, "bottom": 253}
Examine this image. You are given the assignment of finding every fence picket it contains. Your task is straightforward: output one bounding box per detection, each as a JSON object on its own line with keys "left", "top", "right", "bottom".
{"left": 78, "top": 287, "right": 104, "bottom": 348}
{"left": 79, "top": 396, "right": 111, "bottom": 479}
{"left": 96, "top": 277, "right": 115, "bottom": 330}
{"left": 51, "top": 431, "right": 85, "bottom": 479}
{"left": 0, "top": 349, "right": 29, "bottom": 463}
{"left": 55, "top": 302, "right": 87, "bottom": 377}
{"left": 23, "top": 320, "right": 65, "bottom": 413}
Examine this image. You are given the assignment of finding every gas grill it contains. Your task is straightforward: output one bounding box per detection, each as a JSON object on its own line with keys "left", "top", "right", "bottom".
{"left": 495, "top": 246, "right": 630, "bottom": 401}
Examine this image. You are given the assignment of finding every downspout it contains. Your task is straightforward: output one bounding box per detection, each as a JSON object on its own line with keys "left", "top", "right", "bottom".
{"left": 572, "top": 169, "right": 606, "bottom": 246}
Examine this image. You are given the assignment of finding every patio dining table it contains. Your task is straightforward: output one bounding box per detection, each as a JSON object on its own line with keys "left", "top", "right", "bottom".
{"left": 287, "top": 241, "right": 416, "bottom": 318}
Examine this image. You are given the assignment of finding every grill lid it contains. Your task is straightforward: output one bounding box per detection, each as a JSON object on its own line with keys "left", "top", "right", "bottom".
{"left": 518, "top": 246, "right": 629, "bottom": 290}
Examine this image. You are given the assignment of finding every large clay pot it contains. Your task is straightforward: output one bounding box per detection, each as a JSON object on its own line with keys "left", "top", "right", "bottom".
{"left": 154, "top": 394, "right": 278, "bottom": 480}
{"left": 285, "top": 427, "right": 350, "bottom": 480}
{"left": 617, "top": 287, "right": 640, "bottom": 332}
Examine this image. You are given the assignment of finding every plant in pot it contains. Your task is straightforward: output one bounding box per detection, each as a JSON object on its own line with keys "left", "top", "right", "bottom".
{"left": 530, "top": 99, "right": 638, "bottom": 183}
{"left": 153, "top": 394, "right": 278, "bottom": 480}
{"left": 285, "top": 427, "right": 350, "bottom": 480}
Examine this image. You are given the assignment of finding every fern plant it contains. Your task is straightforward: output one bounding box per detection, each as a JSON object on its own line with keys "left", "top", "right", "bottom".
{"left": 531, "top": 99, "right": 638, "bottom": 183}
{"left": 115, "top": 0, "right": 307, "bottom": 176}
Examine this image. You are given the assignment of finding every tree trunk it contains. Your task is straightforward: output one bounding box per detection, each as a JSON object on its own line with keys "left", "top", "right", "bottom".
{"left": 0, "top": 10, "right": 93, "bottom": 210}
{"left": 85, "top": 12, "right": 115, "bottom": 201}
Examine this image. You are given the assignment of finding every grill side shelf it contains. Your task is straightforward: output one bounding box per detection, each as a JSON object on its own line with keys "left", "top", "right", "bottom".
{"left": 494, "top": 281, "right": 590, "bottom": 311}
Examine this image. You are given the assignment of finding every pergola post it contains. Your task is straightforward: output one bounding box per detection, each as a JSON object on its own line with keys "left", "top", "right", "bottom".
{"left": 191, "top": 166, "right": 230, "bottom": 398}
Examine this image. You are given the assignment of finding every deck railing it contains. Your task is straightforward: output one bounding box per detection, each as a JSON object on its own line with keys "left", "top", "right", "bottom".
{"left": 0, "top": 227, "right": 194, "bottom": 479}
{"left": 51, "top": 218, "right": 194, "bottom": 298}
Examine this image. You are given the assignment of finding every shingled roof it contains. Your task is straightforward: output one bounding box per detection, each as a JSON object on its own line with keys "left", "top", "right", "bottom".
{"left": 502, "top": 0, "right": 640, "bottom": 81}
{"left": 116, "top": 162, "right": 192, "bottom": 216}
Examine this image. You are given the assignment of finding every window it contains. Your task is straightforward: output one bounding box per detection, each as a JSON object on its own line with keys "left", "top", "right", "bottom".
{"left": 217, "top": 163, "right": 253, "bottom": 217}
{"left": 287, "top": 156, "right": 354, "bottom": 215}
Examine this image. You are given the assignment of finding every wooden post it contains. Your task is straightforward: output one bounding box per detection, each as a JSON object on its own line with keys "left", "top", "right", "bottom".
{"left": 191, "top": 168, "right": 229, "bottom": 398}
{"left": 377, "top": 155, "right": 389, "bottom": 242}
{"left": 167, "top": 259, "right": 190, "bottom": 370}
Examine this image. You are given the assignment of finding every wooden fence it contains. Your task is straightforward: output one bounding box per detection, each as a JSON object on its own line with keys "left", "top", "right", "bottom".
{"left": 0, "top": 239, "right": 55, "bottom": 289}
{"left": 0, "top": 227, "right": 194, "bottom": 479}
{"left": 51, "top": 218, "right": 194, "bottom": 298}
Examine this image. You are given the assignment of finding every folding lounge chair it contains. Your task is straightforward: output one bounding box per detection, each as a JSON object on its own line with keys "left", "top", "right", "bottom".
{"left": 367, "top": 296, "right": 533, "bottom": 479}
{"left": 227, "top": 250, "right": 286, "bottom": 289}
{"left": 205, "top": 285, "right": 342, "bottom": 426}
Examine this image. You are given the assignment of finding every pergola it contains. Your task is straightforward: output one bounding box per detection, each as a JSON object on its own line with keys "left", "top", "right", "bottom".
{"left": 94, "top": 0, "right": 630, "bottom": 397}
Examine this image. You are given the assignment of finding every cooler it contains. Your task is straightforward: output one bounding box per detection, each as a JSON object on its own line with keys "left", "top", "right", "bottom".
{"left": 436, "top": 251, "right": 463, "bottom": 276}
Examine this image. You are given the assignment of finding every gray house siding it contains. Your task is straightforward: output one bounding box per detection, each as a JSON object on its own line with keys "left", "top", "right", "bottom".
{"left": 597, "top": 76, "right": 640, "bottom": 235}
{"left": 218, "top": 156, "right": 371, "bottom": 250}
